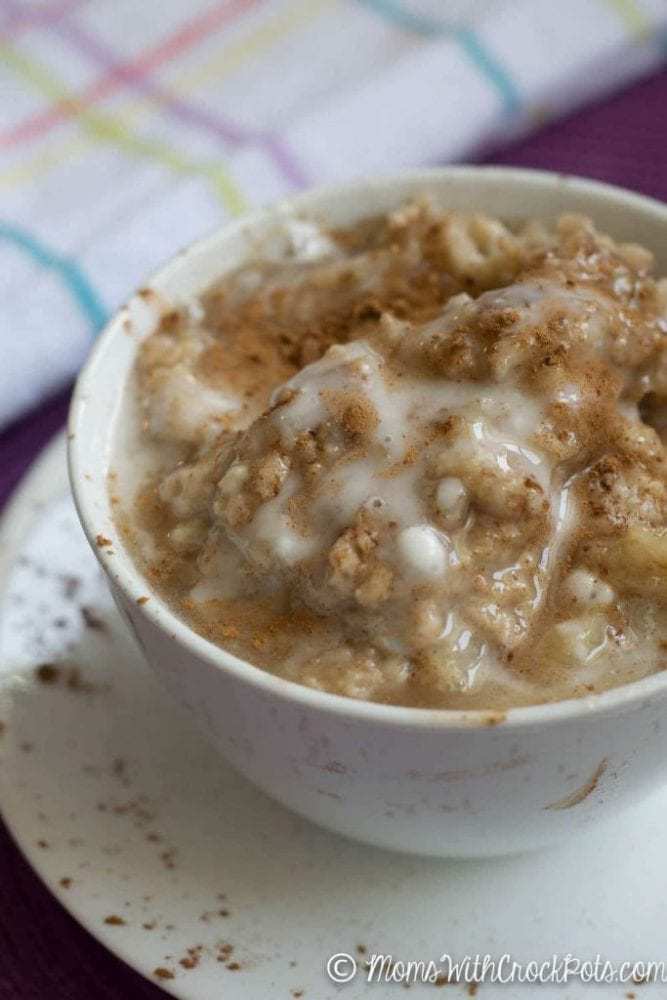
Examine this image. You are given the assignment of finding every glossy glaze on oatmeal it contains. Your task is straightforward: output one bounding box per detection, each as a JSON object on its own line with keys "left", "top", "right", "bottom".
{"left": 116, "top": 200, "right": 667, "bottom": 709}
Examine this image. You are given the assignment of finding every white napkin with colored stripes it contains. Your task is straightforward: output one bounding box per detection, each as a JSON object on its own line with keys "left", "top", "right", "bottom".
{"left": 1, "top": 0, "right": 665, "bottom": 428}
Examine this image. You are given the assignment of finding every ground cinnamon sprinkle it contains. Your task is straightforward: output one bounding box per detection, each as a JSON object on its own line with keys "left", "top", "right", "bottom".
{"left": 483, "top": 712, "right": 506, "bottom": 727}
{"left": 153, "top": 967, "right": 175, "bottom": 980}
{"left": 35, "top": 664, "right": 59, "bottom": 684}
{"left": 95, "top": 534, "right": 112, "bottom": 548}
{"left": 160, "top": 848, "right": 177, "bottom": 870}
{"left": 81, "top": 606, "right": 107, "bottom": 631}
{"left": 321, "top": 387, "right": 379, "bottom": 439}
{"left": 103, "top": 915, "right": 126, "bottom": 926}
{"left": 61, "top": 574, "right": 81, "bottom": 599}
{"left": 179, "top": 946, "right": 203, "bottom": 970}
{"left": 66, "top": 666, "right": 95, "bottom": 692}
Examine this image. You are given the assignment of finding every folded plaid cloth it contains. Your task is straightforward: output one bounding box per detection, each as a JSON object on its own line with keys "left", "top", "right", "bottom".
{"left": 1, "top": 0, "right": 665, "bottom": 428}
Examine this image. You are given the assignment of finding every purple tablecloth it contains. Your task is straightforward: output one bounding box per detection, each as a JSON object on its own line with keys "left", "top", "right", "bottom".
{"left": 1, "top": 68, "right": 666, "bottom": 999}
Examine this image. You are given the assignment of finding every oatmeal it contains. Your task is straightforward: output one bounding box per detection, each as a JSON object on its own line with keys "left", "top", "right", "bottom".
{"left": 116, "top": 200, "right": 667, "bottom": 709}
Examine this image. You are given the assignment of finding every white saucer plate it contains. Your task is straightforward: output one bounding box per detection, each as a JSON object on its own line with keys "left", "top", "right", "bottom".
{"left": 0, "top": 432, "right": 665, "bottom": 999}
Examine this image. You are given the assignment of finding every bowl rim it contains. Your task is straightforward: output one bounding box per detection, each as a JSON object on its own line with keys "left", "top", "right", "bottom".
{"left": 69, "top": 164, "right": 667, "bottom": 732}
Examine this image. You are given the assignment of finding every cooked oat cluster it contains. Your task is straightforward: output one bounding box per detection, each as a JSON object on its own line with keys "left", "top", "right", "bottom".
{"left": 120, "top": 200, "right": 667, "bottom": 709}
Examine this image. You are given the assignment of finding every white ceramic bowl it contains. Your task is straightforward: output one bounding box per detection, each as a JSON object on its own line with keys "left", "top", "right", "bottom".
{"left": 69, "top": 167, "right": 667, "bottom": 857}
